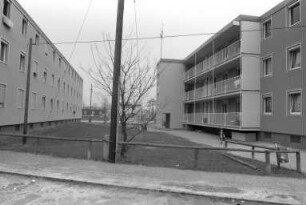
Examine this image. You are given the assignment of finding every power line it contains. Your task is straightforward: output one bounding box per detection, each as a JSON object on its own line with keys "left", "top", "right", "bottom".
{"left": 68, "top": 0, "right": 94, "bottom": 61}
{"left": 33, "top": 25, "right": 306, "bottom": 46}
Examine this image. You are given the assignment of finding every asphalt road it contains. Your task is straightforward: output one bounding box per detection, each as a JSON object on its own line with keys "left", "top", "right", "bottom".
{"left": 0, "top": 174, "right": 268, "bottom": 205}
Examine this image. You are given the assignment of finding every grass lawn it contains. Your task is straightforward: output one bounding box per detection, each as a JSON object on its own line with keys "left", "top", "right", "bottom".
{"left": 0, "top": 122, "right": 304, "bottom": 178}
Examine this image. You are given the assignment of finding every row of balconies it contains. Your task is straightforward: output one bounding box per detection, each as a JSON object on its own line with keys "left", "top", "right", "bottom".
{"left": 184, "top": 112, "right": 241, "bottom": 128}
{"left": 185, "top": 76, "right": 241, "bottom": 101}
{"left": 185, "top": 40, "right": 240, "bottom": 81}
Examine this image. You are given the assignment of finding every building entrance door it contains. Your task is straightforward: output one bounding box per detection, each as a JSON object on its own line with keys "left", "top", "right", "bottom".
{"left": 164, "top": 113, "right": 170, "bottom": 128}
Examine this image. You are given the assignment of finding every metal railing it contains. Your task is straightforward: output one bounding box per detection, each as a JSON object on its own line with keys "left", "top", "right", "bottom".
{"left": 184, "top": 112, "right": 241, "bottom": 127}
{"left": 185, "top": 40, "right": 240, "bottom": 80}
{"left": 185, "top": 76, "right": 240, "bottom": 101}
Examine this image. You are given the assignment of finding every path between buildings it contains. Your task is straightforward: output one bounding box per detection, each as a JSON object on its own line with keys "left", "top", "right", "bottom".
{"left": 0, "top": 151, "right": 305, "bottom": 205}
{"left": 153, "top": 129, "right": 306, "bottom": 173}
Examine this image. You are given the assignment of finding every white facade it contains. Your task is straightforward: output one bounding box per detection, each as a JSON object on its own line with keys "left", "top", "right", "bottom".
{"left": 0, "top": 0, "right": 83, "bottom": 128}
{"left": 156, "top": 59, "right": 185, "bottom": 129}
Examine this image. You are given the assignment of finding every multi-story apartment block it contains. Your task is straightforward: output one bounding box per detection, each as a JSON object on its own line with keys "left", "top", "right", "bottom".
{"left": 156, "top": 0, "right": 305, "bottom": 149}
{"left": 0, "top": 0, "right": 83, "bottom": 132}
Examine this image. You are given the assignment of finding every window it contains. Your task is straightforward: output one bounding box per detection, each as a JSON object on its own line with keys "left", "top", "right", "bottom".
{"left": 263, "top": 94, "right": 272, "bottom": 114}
{"left": 57, "top": 78, "right": 61, "bottom": 91}
{"left": 0, "top": 39, "right": 9, "bottom": 63}
{"left": 287, "top": 44, "right": 301, "bottom": 70}
{"left": 21, "top": 18, "right": 28, "bottom": 36}
{"left": 288, "top": 1, "right": 300, "bottom": 26}
{"left": 0, "top": 84, "right": 6, "bottom": 108}
{"left": 43, "top": 69, "right": 47, "bottom": 83}
{"left": 59, "top": 57, "right": 61, "bottom": 68}
{"left": 56, "top": 100, "right": 59, "bottom": 113}
{"left": 33, "top": 61, "right": 38, "bottom": 78}
{"left": 19, "top": 52, "right": 26, "bottom": 72}
{"left": 63, "top": 82, "right": 66, "bottom": 92}
{"left": 288, "top": 90, "right": 302, "bottom": 115}
{"left": 290, "top": 135, "right": 301, "bottom": 143}
{"left": 31, "top": 92, "right": 37, "bottom": 109}
{"left": 52, "top": 50, "right": 56, "bottom": 64}
{"left": 44, "top": 44, "right": 48, "bottom": 55}
{"left": 42, "top": 96, "right": 46, "bottom": 110}
{"left": 35, "top": 34, "right": 40, "bottom": 46}
{"left": 3, "top": 0, "right": 11, "bottom": 18}
{"left": 62, "top": 101, "right": 64, "bottom": 113}
{"left": 17, "top": 88, "right": 24, "bottom": 108}
{"left": 263, "top": 56, "right": 272, "bottom": 76}
{"left": 263, "top": 19, "right": 271, "bottom": 39}
{"left": 50, "top": 99, "right": 54, "bottom": 112}
{"left": 51, "top": 74, "right": 55, "bottom": 87}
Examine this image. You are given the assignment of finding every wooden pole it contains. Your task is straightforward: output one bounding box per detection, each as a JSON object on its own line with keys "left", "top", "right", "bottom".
{"left": 265, "top": 151, "right": 271, "bottom": 174}
{"left": 23, "top": 38, "right": 33, "bottom": 144}
{"left": 109, "top": 0, "right": 125, "bottom": 163}
{"left": 296, "top": 151, "right": 301, "bottom": 173}
{"left": 89, "top": 84, "right": 92, "bottom": 123}
{"left": 87, "top": 140, "right": 92, "bottom": 159}
{"left": 251, "top": 146, "right": 255, "bottom": 160}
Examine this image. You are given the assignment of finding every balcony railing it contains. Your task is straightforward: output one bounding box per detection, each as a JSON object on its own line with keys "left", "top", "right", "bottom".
{"left": 214, "top": 76, "right": 241, "bottom": 95}
{"left": 185, "top": 40, "right": 240, "bottom": 80}
{"left": 185, "top": 76, "right": 240, "bottom": 101}
{"left": 184, "top": 112, "right": 241, "bottom": 127}
{"left": 185, "top": 90, "right": 195, "bottom": 101}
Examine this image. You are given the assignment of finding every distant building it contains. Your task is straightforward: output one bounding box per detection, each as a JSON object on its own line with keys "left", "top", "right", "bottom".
{"left": 82, "top": 106, "right": 109, "bottom": 121}
{"left": 0, "top": 0, "right": 83, "bottom": 132}
{"left": 156, "top": 0, "right": 305, "bottom": 149}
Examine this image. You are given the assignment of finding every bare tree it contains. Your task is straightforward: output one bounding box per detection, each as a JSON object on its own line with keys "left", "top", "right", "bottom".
{"left": 84, "top": 34, "right": 156, "bottom": 156}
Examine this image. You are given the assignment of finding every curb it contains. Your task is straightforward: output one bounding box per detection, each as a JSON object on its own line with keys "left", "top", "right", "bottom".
{"left": 0, "top": 169, "right": 298, "bottom": 205}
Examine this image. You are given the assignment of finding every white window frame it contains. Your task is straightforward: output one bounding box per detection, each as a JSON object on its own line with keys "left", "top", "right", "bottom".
{"left": 19, "top": 51, "right": 26, "bottom": 73}
{"left": 43, "top": 68, "right": 48, "bottom": 83}
{"left": 263, "top": 18, "right": 272, "bottom": 39}
{"left": 21, "top": 18, "right": 28, "bottom": 37}
{"left": 3, "top": 0, "right": 11, "bottom": 18}
{"left": 31, "top": 92, "right": 37, "bottom": 109}
{"left": 287, "top": 89, "right": 302, "bottom": 116}
{"left": 0, "top": 38, "right": 9, "bottom": 64}
{"left": 33, "top": 60, "right": 38, "bottom": 78}
{"left": 16, "top": 88, "right": 25, "bottom": 108}
{"left": 35, "top": 34, "right": 40, "bottom": 46}
{"left": 263, "top": 54, "right": 273, "bottom": 77}
{"left": 262, "top": 93, "right": 273, "bottom": 115}
{"left": 42, "top": 95, "right": 46, "bottom": 111}
{"left": 287, "top": 43, "right": 301, "bottom": 71}
{"left": 0, "top": 83, "right": 7, "bottom": 108}
{"left": 51, "top": 74, "right": 55, "bottom": 87}
{"left": 288, "top": 0, "right": 301, "bottom": 27}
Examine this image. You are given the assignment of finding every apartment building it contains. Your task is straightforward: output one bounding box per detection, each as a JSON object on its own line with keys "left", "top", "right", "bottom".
{"left": 0, "top": 0, "right": 83, "bottom": 132}
{"left": 259, "top": 0, "right": 305, "bottom": 149}
{"left": 156, "top": 0, "right": 305, "bottom": 149}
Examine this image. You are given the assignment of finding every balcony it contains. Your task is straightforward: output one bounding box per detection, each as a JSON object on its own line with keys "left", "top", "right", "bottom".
{"left": 214, "top": 76, "right": 241, "bottom": 95}
{"left": 185, "top": 90, "right": 195, "bottom": 101}
{"left": 185, "top": 76, "right": 240, "bottom": 101}
{"left": 184, "top": 112, "right": 241, "bottom": 128}
{"left": 185, "top": 40, "right": 240, "bottom": 80}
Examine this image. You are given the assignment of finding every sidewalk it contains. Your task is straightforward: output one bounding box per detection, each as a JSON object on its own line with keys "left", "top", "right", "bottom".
{"left": 154, "top": 129, "right": 306, "bottom": 173}
{"left": 0, "top": 151, "right": 305, "bottom": 205}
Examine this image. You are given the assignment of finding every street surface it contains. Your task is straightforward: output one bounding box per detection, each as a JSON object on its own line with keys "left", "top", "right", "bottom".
{"left": 0, "top": 174, "right": 266, "bottom": 205}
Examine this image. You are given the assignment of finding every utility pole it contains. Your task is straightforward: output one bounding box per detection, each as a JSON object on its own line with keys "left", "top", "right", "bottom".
{"left": 109, "top": 0, "right": 125, "bottom": 163}
{"left": 23, "top": 38, "right": 33, "bottom": 144}
{"left": 160, "top": 24, "right": 164, "bottom": 59}
{"left": 89, "top": 84, "right": 92, "bottom": 123}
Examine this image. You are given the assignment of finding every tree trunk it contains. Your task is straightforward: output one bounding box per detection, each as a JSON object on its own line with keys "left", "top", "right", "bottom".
{"left": 120, "top": 121, "right": 128, "bottom": 157}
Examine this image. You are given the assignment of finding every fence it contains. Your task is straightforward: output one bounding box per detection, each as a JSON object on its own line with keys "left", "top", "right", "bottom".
{"left": 118, "top": 141, "right": 301, "bottom": 174}
{"left": 0, "top": 132, "right": 301, "bottom": 174}
{"left": 0, "top": 132, "right": 105, "bottom": 160}
{"left": 224, "top": 140, "right": 301, "bottom": 173}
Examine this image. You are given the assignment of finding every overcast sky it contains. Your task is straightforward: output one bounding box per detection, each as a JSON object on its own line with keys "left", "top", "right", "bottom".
{"left": 17, "top": 0, "right": 283, "bottom": 106}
